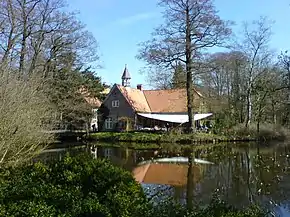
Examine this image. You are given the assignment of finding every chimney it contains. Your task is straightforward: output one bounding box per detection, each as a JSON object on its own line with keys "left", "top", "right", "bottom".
{"left": 137, "top": 84, "right": 142, "bottom": 90}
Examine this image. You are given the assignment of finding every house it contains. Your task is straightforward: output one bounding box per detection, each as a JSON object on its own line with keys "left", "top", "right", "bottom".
{"left": 84, "top": 95, "right": 101, "bottom": 131}
{"left": 80, "top": 87, "right": 111, "bottom": 131}
{"left": 98, "top": 65, "right": 212, "bottom": 131}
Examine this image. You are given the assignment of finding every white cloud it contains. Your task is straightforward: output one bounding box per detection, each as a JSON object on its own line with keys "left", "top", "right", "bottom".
{"left": 115, "top": 12, "right": 157, "bottom": 26}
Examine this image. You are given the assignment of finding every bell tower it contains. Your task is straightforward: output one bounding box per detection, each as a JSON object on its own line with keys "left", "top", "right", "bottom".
{"left": 121, "top": 64, "right": 131, "bottom": 87}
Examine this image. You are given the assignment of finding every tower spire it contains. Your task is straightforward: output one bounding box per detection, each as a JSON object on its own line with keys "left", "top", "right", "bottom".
{"left": 121, "top": 64, "right": 131, "bottom": 87}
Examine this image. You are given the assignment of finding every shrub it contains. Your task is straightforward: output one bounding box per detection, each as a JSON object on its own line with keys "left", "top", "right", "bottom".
{"left": 0, "top": 153, "right": 148, "bottom": 217}
{"left": 230, "top": 123, "right": 288, "bottom": 141}
{"left": 0, "top": 74, "right": 55, "bottom": 167}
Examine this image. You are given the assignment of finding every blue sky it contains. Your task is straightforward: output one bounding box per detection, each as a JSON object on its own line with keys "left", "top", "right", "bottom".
{"left": 68, "top": 0, "right": 290, "bottom": 89}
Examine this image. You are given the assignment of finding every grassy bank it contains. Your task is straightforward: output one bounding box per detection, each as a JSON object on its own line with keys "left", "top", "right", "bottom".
{"left": 89, "top": 131, "right": 255, "bottom": 145}
{"left": 90, "top": 123, "right": 289, "bottom": 146}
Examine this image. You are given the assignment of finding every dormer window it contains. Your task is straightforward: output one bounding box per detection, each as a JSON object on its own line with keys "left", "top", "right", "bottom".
{"left": 112, "top": 100, "right": 119, "bottom": 108}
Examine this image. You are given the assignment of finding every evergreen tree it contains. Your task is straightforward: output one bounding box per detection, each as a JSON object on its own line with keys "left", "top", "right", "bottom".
{"left": 172, "top": 62, "right": 186, "bottom": 88}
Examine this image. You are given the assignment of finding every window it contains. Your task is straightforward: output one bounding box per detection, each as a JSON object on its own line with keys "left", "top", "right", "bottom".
{"left": 105, "top": 117, "right": 113, "bottom": 129}
{"left": 112, "top": 100, "right": 119, "bottom": 108}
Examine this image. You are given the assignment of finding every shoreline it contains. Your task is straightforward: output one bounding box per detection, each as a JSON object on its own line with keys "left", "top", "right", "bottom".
{"left": 89, "top": 132, "right": 258, "bottom": 145}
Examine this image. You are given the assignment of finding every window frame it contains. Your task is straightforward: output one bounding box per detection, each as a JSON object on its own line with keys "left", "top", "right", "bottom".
{"left": 105, "top": 117, "right": 113, "bottom": 129}
{"left": 112, "top": 100, "right": 119, "bottom": 108}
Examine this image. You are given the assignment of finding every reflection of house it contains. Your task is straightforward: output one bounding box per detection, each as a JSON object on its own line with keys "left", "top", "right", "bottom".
{"left": 98, "top": 65, "right": 212, "bottom": 131}
{"left": 104, "top": 148, "right": 113, "bottom": 158}
{"left": 97, "top": 147, "right": 136, "bottom": 171}
{"left": 133, "top": 163, "right": 202, "bottom": 186}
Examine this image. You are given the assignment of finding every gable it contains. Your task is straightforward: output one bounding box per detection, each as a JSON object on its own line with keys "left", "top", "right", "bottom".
{"left": 117, "top": 85, "right": 151, "bottom": 112}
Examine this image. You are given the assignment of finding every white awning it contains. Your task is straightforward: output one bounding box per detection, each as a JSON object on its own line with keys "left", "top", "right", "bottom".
{"left": 137, "top": 113, "right": 213, "bottom": 124}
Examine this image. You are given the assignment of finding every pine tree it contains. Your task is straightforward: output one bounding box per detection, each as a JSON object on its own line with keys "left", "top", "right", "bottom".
{"left": 172, "top": 62, "right": 186, "bottom": 88}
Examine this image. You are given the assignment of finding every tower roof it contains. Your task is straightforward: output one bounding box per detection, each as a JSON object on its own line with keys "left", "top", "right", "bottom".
{"left": 121, "top": 64, "right": 131, "bottom": 79}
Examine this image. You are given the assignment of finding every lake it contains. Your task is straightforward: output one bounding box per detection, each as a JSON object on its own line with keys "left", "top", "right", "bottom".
{"left": 37, "top": 142, "right": 290, "bottom": 216}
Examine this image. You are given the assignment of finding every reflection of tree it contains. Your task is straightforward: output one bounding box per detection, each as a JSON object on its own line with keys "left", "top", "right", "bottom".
{"left": 195, "top": 143, "right": 290, "bottom": 212}
{"left": 186, "top": 152, "right": 194, "bottom": 210}
{"left": 89, "top": 144, "right": 290, "bottom": 214}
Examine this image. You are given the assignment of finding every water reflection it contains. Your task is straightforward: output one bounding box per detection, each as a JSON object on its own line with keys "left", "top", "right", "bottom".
{"left": 36, "top": 142, "right": 290, "bottom": 215}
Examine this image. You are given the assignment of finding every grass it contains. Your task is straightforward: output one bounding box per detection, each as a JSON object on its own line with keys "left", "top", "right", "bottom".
{"left": 89, "top": 131, "right": 238, "bottom": 145}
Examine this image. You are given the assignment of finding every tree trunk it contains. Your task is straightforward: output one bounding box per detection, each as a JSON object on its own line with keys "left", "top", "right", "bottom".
{"left": 1, "top": 0, "right": 17, "bottom": 77}
{"left": 185, "top": 6, "right": 194, "bottom": 133}
{"left": 271, "top": 99, "right": 276, "bottom": 124}
{"left": 29, "top": 33, "right": 45, "bottom": 75}
{"left": 19, "top": 3, "right": 27, "bottom": 76}
{"left": 245, "top": 87, "right": 252, "bottom": 128}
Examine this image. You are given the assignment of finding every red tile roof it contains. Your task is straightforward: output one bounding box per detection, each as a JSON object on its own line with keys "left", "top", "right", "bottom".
{"left": 117, "top": 85, "right": 202, "bottom": 113}
{"left": 117, "top": 85, "right": 151, "bottom": 112}
{"left": 143, "top": 89, "right": 187, "bottom": 113}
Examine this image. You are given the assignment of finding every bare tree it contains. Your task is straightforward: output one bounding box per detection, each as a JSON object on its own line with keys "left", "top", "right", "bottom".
{"left": 0, "top": 0, "right": 20, "bottom": 70}
{"left": 0, "top": 0, "right": 99, "bottom": 78}
{"left": 200, "top": 51, "right": 248, "bottom": 126}
{"left": 0, "top": 72, "right": 55, "bottom": 167}
{"left": 137, "top": 0, "right": 232, "bottom": 132}
{"left": 240, "top": 17, "right": 273, "bottom": 127}
{"left": 143, "top": 67, "right": 173, "bottom": 89}
{"left": 279, "top": 51, "right": 290, "bottom": 99}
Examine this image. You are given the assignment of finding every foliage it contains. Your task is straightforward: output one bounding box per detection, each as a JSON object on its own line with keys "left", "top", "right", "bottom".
{"left": 0, "top": 74, "right": 54, "bottom": 167}
{"left": 0, "top": 154, "right": 149, "bottom": 217}
{"left": 45, "top": 68, "right": 89, "bottom": 128}
{"left": 97, "top": 104, "right": 110, "bottom": 130}
{"left": 171, "top": 62, "right": 186, "bottom": 88}
{"left": 118, "top": 117, "right": 134, "bottom": 132}
{"left": 45, "top": 67, "right": 105, "bottom": 129}
{"left": 81, "top": 68, "right": 106, "bottom": 98}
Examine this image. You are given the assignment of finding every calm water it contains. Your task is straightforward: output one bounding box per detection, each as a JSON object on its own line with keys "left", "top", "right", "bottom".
{"left": 37, "top": 142, "right": 290, "bottom": 216}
